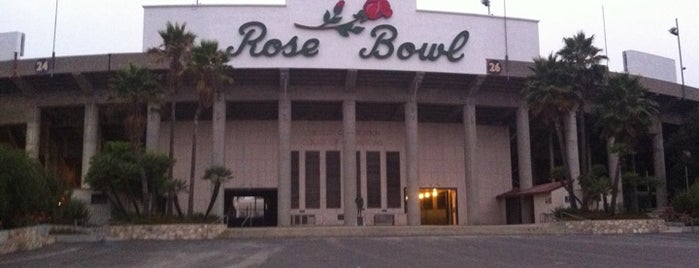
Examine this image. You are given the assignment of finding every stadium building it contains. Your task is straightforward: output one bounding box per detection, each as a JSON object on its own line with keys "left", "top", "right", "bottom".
{"left": 0, "top": 0, "right": 695, "bottom": 227}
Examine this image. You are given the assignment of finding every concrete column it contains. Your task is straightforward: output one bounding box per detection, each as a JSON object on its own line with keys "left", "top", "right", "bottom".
{"left": 277, "top": 96, "right": 291, "bottom": 226}
{"left": 81, "top": 102, "right": 99, "bottom": 189}
{"left": 25, "top": 106, "right": 41, "bottom": 159}
{"left": 516, "top": 104, "right": 534, "bottom": 224}
{"left": 145, "top": 102, "right": 161, "bottom": 152}
{"left": 212, "top": 93, "right": 226, "bottom": 166}
{"left": 405, "top": 100, "right": 420, "bottom": 226}
{"left": 343, "top": 100, "right": 358, "bottom": 226}
{"left": 212, "top": 93, "right": 227, "bottom": 216}
{"left": 651, "top": 119, "right": 667, "bottom": 208}
{"left": 463, "top": 100, "right": 479, "bottom": 225}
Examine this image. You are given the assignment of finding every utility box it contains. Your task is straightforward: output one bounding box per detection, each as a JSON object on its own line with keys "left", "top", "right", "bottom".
{"left": 0, "top": 32, "right": 25, "bottom": 61}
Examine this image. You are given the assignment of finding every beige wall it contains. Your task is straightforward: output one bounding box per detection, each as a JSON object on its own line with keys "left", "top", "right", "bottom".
{"left": 163, "top": 120, "right": 511, "bottom": 225}
{"left": 475, "top": 125, "right": 511, "bottom": 225}
{"left": 533, "top": 187, "right": 568, "bottom": 223}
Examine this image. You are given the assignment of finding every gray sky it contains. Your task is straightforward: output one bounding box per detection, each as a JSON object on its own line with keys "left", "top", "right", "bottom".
{"left": 1, "top": 0, "right": 697, "bottom": 87}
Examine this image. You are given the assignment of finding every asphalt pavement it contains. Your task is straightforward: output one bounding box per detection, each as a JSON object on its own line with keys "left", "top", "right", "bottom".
{"left": 2, "top": 233, "right": 698, "bottom": 267}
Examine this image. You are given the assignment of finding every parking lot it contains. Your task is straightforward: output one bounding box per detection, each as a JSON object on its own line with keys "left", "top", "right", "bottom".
{"left": 2, "top": 233, "right": 698, "bottom": 267}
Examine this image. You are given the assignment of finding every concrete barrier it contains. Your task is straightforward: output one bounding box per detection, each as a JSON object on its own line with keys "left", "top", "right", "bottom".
{"left": 0, "top": 219, "right": 675, "bottom": 254}
{"left": 0, "top": 225, "right": 55, "bottom": 254}
{"left": 108, "top": 224, "right": 227, "bottom": 240}
{"left": 560, "top": 219, "right": 668, "bottom": 234}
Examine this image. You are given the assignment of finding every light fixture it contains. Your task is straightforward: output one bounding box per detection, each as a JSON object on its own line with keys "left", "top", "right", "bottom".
{"left": 425, "top": 192, "right": 431, "bottom": 198}
{"left": 481, "top": 0, "right": 491, "bottom": 15}
{"left": 668, "top": 18, "right": 686, "bottom": 99}
{"left": 432, "top": 188, "right": 438, "bottom": 196}
{"left": 418, "top": 193, "right": 424, "bottom": 199}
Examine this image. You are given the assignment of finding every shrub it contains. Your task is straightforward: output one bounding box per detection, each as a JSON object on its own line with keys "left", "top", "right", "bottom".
{"left": 85, "top": 141, "right": 173, "bottom": 218}
{"left": 671, "top": 181, "right": 699, "bottom": 218}
{"left": 54, "top": 199, "right": 91, "bottom": 225}
{"left": 0, "top": 145, "right": 63, "bottom": 229}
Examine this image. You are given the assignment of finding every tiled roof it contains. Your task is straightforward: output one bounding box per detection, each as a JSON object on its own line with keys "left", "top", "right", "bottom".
{"left": 496, "top": 181, "right": 565, "bottom": 198}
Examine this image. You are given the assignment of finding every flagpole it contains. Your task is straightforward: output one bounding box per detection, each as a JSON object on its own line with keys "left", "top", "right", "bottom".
{"left": 51, "top": 0, "right": 59, "bottom": 77}
{"left": 503, "top": 0, "right": 509, "bottom": 79}
{"left": 602, "top": 6, "right": 609, "bottom": 63}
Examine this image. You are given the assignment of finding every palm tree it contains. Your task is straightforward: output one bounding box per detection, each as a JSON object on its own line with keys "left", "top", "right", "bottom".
{"left": 593, "top": 73, "right": 659, "bottom": 214}
{"left": 186, "top": 40, "right": 234, "bottom": 216}
{"left": 202, "top": 166, "right": 233, "bottom": 217}
{"left": 523, "top": 54, "right": 581, "bottom": 210}
{"left": 110, "top": 64, "right": 163, "bottom": 216}
{"left": 557, "top": 31, "right": 608, "bottom": 198}
{"left": 148, "top": 22, "right": 196, "bottom": 217}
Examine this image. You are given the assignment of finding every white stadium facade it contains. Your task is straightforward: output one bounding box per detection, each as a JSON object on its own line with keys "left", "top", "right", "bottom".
{"left": 1, "top": 0, "right": 696, "bottom": 227}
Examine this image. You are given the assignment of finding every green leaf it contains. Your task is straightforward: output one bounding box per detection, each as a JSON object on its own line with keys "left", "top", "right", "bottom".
{"left": 329, "top": 16, "right": 342, "bottom": 24}
{"left": 336, "top": 24, "right": 351, "bottom": 37}
{"left": 337, "top": 28, "right": 350, "bottom": 37}
{"left": 323, "top": 10, "right": 331, "bottom": 23}
{"left": 351, "top": 26, "right": 364, "bottom": 34}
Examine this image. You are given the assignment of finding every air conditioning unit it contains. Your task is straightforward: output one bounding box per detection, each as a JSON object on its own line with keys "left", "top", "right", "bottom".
{"left": 0, "top": 32, "right": 25, "bottom": 61}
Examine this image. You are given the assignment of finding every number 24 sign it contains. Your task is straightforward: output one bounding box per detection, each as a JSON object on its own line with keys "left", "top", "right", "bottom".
{"left": 35, "top": 59, "right": 50, "bottom": 73}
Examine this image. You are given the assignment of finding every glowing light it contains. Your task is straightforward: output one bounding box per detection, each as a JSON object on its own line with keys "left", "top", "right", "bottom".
{"left": 432, "top": 188, "right": 438, "bottom": 196}
{"left": 418, "top": 193, "right": 424, "bottom": 199}
{"left": 425, "top": 192, "right": 431, "bottom": 198}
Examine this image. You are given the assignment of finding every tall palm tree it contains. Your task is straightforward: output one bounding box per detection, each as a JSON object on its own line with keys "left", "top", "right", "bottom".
{"left": 148, "top": 22, "right": 196, "bottom": 217}
{"left": 186, "top": 40, "right": 234, "bottom": 216}
{"left": 110, "top": 64, "right": 163, "bottom": 216}
{"left": 593, "top": 73, "right": 659, "bottom": 214}
{"left": 557, "top": 31, "right": 608, "bottom": 182}
{"left": 201, "top": 166, "right": 233, "bottom": 217}
{"left": 523, "top": 54, "right": 581, "bottom": 210}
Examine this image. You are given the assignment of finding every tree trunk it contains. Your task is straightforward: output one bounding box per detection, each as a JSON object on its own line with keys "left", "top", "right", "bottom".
{"left": 174, "top": 193, "right": 183, "bottom": 217}
{"left": 608, "top": 137, "right": 621, "bottom": 215}
{"left": 578, "top": 111, "right": 589, "bottom": 210}
{"left": 188, "top": 105, "right": 203, "bottom": 216}
{"left": 167, "top": 97, "right": 177, "bottom": 215}
{"left": 138, "top": 153, "right": 150, "bottom": 216}
{"left": 554, "top": 119, "right": 578, "bottom": 210}
{"left": 140, "top": 166, "right": 150, "bottom": 216}
{"left": 549, "top": 131, "right": 555, "bottom": 171}
{"left": 205, "top": 182, "right": 221, "bottom": 217}
{"left": 108, "top": 187, "right": 129, "bottom": 220}
{"left": 132, "top": 199, "right": 141, "bottom": 216}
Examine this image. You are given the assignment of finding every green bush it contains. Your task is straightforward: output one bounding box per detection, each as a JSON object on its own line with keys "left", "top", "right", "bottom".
{"left": 0, "top": 145, "right": 63, "bottom": 229}
{"left": 54, "top": 199, "right": 91, "bottom": 225}
{"left": 671, "top": 181, "right": 699, "bottom": 218}
{"left": 85, "top": 141, "right": 173, "bottom": 218}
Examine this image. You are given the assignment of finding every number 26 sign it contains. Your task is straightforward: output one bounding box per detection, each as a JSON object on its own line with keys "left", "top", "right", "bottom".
{"left": 486, "top": 59, "right": 502, "bottom": 75}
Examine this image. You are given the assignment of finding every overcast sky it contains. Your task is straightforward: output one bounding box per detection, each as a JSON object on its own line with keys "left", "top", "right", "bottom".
{"left": 1, "top": 0, "right": 697, "bottom": 87}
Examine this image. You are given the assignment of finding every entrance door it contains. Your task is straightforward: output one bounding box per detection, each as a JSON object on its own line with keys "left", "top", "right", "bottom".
{"left": 224, "top": 189, "right": 278, "bottom": 227}
{"left": 419, "top": 188, "right": 458, "bottom": 225}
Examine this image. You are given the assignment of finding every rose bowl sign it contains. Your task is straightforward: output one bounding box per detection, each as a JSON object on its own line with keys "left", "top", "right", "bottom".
{"left": 143, "top": 0, "right": 539, "bottom": 75}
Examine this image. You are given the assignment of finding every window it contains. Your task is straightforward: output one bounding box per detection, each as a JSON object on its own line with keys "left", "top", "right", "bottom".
{"left": 291, "top": 151, "right": 299, "bottom": 209}
{"left": 366, "top": 151, "right": 381, "bottom": 208}
{"left": 356, "top": 151, "right": 361, "bottom": 199}
{"left": 386, "top": 152, "right": 401, "bottom": 208}
{"left": 326, "top": 151, "right": 341, "bottom": 208}
{"left": 305, "top": 151, "right": 320, "bottom": 208}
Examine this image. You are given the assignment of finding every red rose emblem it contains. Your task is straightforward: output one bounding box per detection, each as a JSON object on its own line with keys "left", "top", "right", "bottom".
{"left": 363, "top": 0, "right": 393, "bottom": 20}
{"left": 333, "top": 0, "right": 345, "bottom": 14}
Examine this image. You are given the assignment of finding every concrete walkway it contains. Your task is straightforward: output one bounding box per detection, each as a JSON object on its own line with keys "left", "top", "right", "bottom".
{"left": 219, "top": 224, "right": 565, "bottom": 239}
